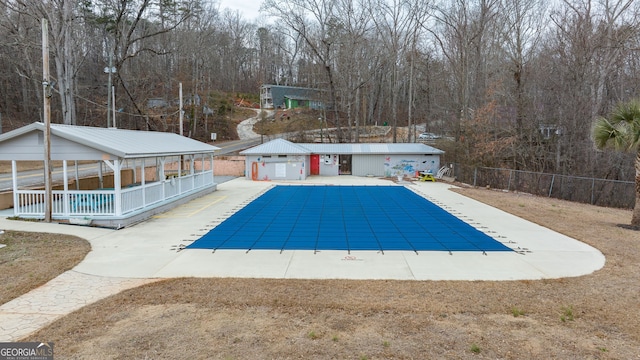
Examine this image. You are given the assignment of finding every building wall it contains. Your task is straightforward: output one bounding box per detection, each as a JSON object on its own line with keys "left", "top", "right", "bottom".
{"left": 353, "top": 155, "right": 386, "bottom": 176}
{"left": 383, "top": 155, "right": 441, "bottom": 177}
{"left": 284, "top": 98, "right": 324, "bottom": 110}
{"left": 421, "top": 155, "right": 441, "bottom": 175}
{"left": 213, "top": 156, "right": 245, "bottom": 176}
{"left": 317, "top": 154, "right": 340, "bottom": 176}
{"left": 285, "top": 98, "right": 306, "bottom": 109}
{"left": 245, "top": 155, "right": 307, "bottom": 181}
{"left": 243, "top": 152, "right": 442, "bottom": 180}
{"left": 260, "top": 85, "right": 275, "bottom": 109}
{"left": 309, "top": 100, "right": 324, "bottom": 110}
{"left": 260, "top": 85, "right": 322, "bottom": 109}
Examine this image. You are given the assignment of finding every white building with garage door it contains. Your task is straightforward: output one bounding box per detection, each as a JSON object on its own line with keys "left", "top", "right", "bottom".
{"left": 240, "top": 138, "right": 444, "bottom": 181}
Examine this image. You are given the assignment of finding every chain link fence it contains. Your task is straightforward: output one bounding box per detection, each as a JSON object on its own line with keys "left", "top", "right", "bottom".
{"left": 452, "top": 164, "right": 635, "bottom": 209}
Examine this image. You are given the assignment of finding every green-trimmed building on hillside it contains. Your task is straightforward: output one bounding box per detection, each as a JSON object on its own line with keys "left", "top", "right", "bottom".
{"left": 260, "top": 85, "right": 324, "bottom": 110}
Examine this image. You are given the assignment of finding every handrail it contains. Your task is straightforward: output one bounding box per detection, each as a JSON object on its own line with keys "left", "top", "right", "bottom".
{"left": 14, "top": 170, "right": 214, "bottom": 218}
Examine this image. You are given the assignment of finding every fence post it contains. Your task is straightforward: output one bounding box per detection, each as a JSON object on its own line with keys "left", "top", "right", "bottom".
{"left": 507, "top": 170, "right": 513, "bottom": 191}
{"left": 473, "top": 167, "right": 477, "bottom": 187}
{"left": 549, "top": 174, "right": 555, "bottom": 197}
{"left": 591, "top": 177, "right": 595, "bottom": 205}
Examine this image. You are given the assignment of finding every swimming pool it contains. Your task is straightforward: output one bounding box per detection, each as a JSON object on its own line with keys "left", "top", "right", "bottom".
{"left": 187, "top": 185, "right": 512, "bottom": 253}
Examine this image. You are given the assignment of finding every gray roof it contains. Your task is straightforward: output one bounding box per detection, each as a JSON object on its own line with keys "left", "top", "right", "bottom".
{"left": 240, "top": 139, "right": 444, "bottom": 155}
{"left": 240, "top": 138, "right": 310, "bottom": 155}
{"left": 304, "top": 142, "right": 444, "bottom": 155}
{"left": 0, "top": 122, "right": 219, "bottom": 159}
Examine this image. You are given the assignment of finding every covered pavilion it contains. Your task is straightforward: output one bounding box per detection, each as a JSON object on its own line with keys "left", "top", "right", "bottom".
{"left": 0, "top": 122, "right": 219, "bottom": 228}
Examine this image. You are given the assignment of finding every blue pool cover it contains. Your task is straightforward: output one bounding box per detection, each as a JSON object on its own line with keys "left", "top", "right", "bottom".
{"left": 187, "top": 185, "right": 512, "bottom": 253}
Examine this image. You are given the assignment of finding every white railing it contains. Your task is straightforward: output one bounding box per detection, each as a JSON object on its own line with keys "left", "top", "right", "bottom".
{"left": 144, "top": 182, "right": 164, "bottom": 206}
{"left": 181, "top": 176, "right": 194, "bottom": 193}
{"left": 194, "top": 173, "right": 205, "bottom": 188}
{"left": 121, "top": 186, "right": 144, "bottom": 214}
{"left": 15, "top": 191, "right": 46, "bottom": 216}
{"left": 13, "top": 170, "right": 214, "bottom": 218}
{"left": 67, "top": 190, "right": 115, "bottom": 216}
{"left": 164, "top": 179, "right": 180, "bottom": 199}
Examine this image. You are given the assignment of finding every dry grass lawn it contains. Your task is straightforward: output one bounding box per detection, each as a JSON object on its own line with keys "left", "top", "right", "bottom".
{"left": 18, "top": 188, "right": 640, "bottom": 359}
{"left": 0, "top": 230, "right": 90, "bottom": 305}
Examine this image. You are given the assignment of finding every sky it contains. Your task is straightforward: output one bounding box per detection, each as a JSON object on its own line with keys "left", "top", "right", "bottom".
{"left": 218, "top": 0, "right": 263, "bottom": 21}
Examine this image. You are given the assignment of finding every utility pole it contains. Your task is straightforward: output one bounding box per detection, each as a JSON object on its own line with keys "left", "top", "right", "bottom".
{"left": 42, "top": 19, "right": 52, "bottom": 223}
{"left": 112, "top": 85, "right": 116, "bottom": 128}
{"left": 105, "top": 53, "right": 116, "bottom": 127}
{"left": 179, "top": 83, "right": 184, "bottom": 173}
{"left": 179, "top": 82, "right": 183, "bottom": 136}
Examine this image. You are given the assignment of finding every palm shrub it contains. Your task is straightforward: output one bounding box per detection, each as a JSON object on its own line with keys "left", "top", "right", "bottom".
{"left": 593, "top": 99, "right": 640, "bottom": 226}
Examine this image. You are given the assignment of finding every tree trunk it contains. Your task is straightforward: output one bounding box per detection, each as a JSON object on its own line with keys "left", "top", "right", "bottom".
{"left": 633, "top": 150, "right": 640, "bottom": 226}
{"left": 51, "top": 0, "right": 78, "bottom": 125}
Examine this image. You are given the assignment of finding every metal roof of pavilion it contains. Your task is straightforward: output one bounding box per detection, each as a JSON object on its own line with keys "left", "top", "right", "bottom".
{"left": 0, "top": 122, "right": 219, "bottom": 160}
{"left": 240, "top": 139, "right": 444, "bottom": 155}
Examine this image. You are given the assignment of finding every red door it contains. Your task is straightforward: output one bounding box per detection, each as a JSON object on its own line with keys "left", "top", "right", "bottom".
{"left": 310, "top": 154, "right": 320, "bottom": 175}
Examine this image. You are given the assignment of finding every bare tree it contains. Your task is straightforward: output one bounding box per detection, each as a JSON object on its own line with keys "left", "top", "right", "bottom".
{"left": 497, "top": 0, "right": 548, "bottom": 169}
{"left": 0, "top": 0, "right": 639, "bottom": 190}
{"left": 368, "top": 0, "right": 427, "bottom": 143}
{"left": 94, "top": 0, "right": 196, "bottom": 129}
{"left": 262, "top": 0, "right": 346, "bottom": 141}
{"left": 330, "top": 0, "right": 374, "bottom": 142}
{"left": 0, "top": 0, "right": 91, "bottom": 125}
{"left": 0, "top": 7, "right": 42, "bottom": 125}
{"left": 544, "top": 0, "right": 640, "bottom": 174}
{"left": 427, "top": 0, "right": 500, "bottom": 160}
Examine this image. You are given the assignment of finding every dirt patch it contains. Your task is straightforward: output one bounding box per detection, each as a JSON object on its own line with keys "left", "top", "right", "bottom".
{"left": 0, "top": 231, "right": 90, "bottom": 305}
{"left": 255, "top": 108, "right": 323, "bottom": 136}
{"left": 24, "top": 187, "right": 640, "bottom": 358}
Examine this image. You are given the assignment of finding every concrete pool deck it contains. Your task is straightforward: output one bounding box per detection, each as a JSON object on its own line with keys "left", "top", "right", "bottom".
{"left": 0, "top": 176, "right": 606, "bottom": 341}
{"left": 1, "top": 176, "right": 605, "bottom": 281}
